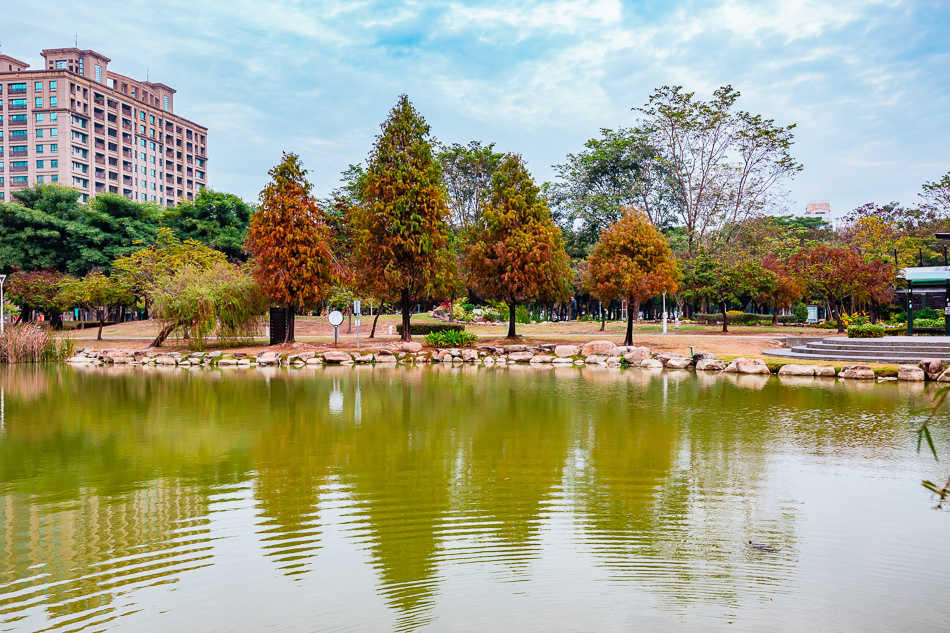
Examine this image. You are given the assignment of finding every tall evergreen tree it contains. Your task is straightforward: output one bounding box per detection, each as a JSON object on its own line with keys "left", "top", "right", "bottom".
{"left": 246, "top": 153, "right": 337, "bottom": 344}
{"left": 353, "top": 95, "right": 456, "bottom": 342}
{"left": 464, "top": 154, "right": 572, "bottom": 338}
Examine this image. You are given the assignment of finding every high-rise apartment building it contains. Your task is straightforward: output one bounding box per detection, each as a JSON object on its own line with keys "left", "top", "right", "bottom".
{"left": 0, "top": 48, "right": 207, "bottom": 206}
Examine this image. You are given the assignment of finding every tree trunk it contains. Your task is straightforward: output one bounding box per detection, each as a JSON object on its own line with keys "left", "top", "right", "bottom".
{"left": 624, "top": 302, "right": 635, "bottom": 346}
{"left": 772, "top": 305, "right": 778, "bottom": 326}
{"left": 448, "top": 297, "right": 454, "bottom": 323}
{"left": 149, "top": 322, "right": 177, "bottom": 347}
{"left": 835, "top": 301, "right": 844, "bottom": 333}
{"left": 720, "top": 302, "right": 729, "bottom": 333}
{"left": 508, "top": 300, "right": 518, "bottom": 338}
{"left": 346, "top": 305, "right": 352, "bottom": 334}
{"left": 401, "top": 288, "right": 412, "bottom": 341}
{"left": 369, "top": 310, "right": 381, "bottom": 339}
{"left": 600, "top": 304, "right": 606, "bottom": 332}
{"left": 285, "top": 306, "right": 295, "bottom": 344}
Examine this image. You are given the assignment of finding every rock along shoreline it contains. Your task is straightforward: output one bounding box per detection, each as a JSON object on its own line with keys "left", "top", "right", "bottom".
{"left": 62, "top": 339, "right": 950, "bottom": 383}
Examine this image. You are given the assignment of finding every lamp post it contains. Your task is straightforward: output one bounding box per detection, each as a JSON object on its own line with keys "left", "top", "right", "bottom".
{"left": 0, "top": 274, "right": 6, "bottom": 334}
{"left": 662, "top": 292, "right": 667, "bottom": 334}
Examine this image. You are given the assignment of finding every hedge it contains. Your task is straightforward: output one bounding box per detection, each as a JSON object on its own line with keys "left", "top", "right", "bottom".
{"left": 847, "top": 323, "right": 885, "bottom": 338}
{"left": 694, "top": 313, "right": 798, "bottom": 325}
{"left": 396, "top": 323, "right": 466, "bottom": 335}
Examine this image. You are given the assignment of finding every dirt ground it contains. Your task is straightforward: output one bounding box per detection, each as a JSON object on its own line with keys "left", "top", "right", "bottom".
{"left": 62, "top": 314, "right": 843, "bottom": 360}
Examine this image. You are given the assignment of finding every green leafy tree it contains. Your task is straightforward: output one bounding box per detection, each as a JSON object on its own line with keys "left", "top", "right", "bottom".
{"left": 0, "top": 185, "right": 87, "bottom": 273}
{"left": 80, "top": 193, "right": 164, "bottom": 271}
{"left": 4, "top": 270, "right": 71, "bottom": 327}
{"left": 353, "top": 95, "right": 457, "bottom": 342}
{"left": 437, "top": 141, "right": 504, "bottom": 232}
{"left": 164, "top": 189, "right": 253, "bottom": 261}
{"left": 464, "top": 154, "right": 572, "bottom": 338}
{"left": 789, "top": 245, "right": 864, "bottom": 333}
{"left": 681, "top": 250, "right": 759, "bottom": 332}
{"left": 246, "top": 153, "right": 337, "bottom": 344}
{"left": 58, "top": 272, "right": 133, "bottom": 341}
{"left": 548, "top": 127, "right": 679, "bottom": 250}
{"left": 584, "top": 210, "right": 680, "bottom": 345}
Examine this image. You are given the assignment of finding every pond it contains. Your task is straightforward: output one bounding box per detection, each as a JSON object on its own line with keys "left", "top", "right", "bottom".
{"left": 0, "top": 364, "right": 948, "bottom": 632}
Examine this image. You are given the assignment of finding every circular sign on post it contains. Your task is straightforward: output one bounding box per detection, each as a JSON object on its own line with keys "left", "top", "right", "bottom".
{"left": 328, "top": 310, "right": 344, "bottom": 326}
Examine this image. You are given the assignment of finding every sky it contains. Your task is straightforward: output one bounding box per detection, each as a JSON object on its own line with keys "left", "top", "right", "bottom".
{"left": 5, "top": 0, "right": 950, "bottom": 217}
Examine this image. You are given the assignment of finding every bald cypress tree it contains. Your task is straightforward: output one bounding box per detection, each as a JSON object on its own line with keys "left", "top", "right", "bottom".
{"left": 354, "top": 95, "right": 456, "bottom": 341}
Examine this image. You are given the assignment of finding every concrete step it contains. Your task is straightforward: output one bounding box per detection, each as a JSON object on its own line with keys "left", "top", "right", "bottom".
{"left": 764, "top": 349, "right": 950, "bottom": 364}
{"left": 802, "top": 343, "right": 950, "bottom": 354}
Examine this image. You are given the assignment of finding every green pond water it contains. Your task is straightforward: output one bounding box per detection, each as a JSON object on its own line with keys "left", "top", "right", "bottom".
{"left": 0, "top": 364, "right": 948, "bottom": 632}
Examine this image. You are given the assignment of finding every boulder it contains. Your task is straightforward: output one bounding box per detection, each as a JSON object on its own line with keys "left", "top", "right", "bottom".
{"left": 508, "top": 351, "right": 535, "bottom": 362}
{"left": 639, "top": 358, "right": 663, "bottom": 369}
{"left": 622, "top": 347, "right": 652, "bottom": 365}
{"left": 654, "top": 353, "right": 683, "bottom": 367}
{"left": 609, "top": 346, "right": 635, "bottom": 356}
{"left": 581, "top": 340, "right": 616, "bottom": 357}
{"left": 400, "top": 342, "right": 423, "bottom": 353}
{"left": 605, "top": 356, "right": 623, "bottom": 367}
{"left": 483, "top": 356, "right": 496, "bottom": 365}
{"left": 354, "top": 354, "right": 375, "bottom": 363}
{"left": 257, "top": 352, "right": 280, "bottom": 365}
{"left": 552, "top": 357, "right": 574, "bottom": 365}
{"left": 695, "top": 359, "right": 727, "bottom": 371}
{"left": 375, "top": 354, "right": 397, "bottom": 363}
{"left": 298, "top": 352, "right": 315, "bottom": 361}
{"left": 461, "top": 349, "right": 478, "bottom": 362}
{"left": 585, "top": 354, "right": 609, "bottom": 364}
{"left": 504, "top": 344, "right": 527, "bottom": 353}
{"left": 692, "top": 351, "right": 716, "bottom": 361}
{"left": 814, "top": 366, "right": 836, "bottom": 377}
{"left": 777, "top": 364, "right": 817, "bottom": 376}
{"left": 724, "top": 358, "right": 770, "bottom": 375}
{"left": 899, "top": 365, "right": 926, "bottom": 381}
{"left": 431, "top": 307, "right": 449, "bottom": 321}
{"left": 666, "top": 357, "right": 694, "bottom": 370}
{"left": 66, "top": 356, "right": 96, "bottom": 364}
{"left": 237, "top": 359, "right": 251, "bottom": 366}
{"left": 839, "top": 364, "right": 875, "bottom": 380}
{"left": 218, "top": 358, "right": 237, "bottom": 366}
{"left": 539, "top": 344, "right": 557, "bottom": 353}
{"left": 937, "top": 367, "right": 950, "bottom": 382}
{"left": 305, "top": 358, "right": 323, "bottom": 365}
{"left": 208, "top": 351, "right": 222, "bottom": 358}
{"left": 530, "top": 355, "right": 554, "bottom": 364}
{"left": 377, "top": 349, "right": 395, "bottom": 356}
{"left": 156, "top": 356, "right": 176, "bottom": 365}
{"left": 324, "top": 351, "right": 352, "bottom": 363}
{"left": 919, "top": 358, "right": 944, "bottom": 381}
{"left": 554, "top": 345, "right": 580, "bottom": 358}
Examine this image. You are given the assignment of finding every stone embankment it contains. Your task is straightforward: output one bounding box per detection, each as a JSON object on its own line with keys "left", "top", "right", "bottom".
{"left": 62, "top": 342, "right": 950, "bottom": 383}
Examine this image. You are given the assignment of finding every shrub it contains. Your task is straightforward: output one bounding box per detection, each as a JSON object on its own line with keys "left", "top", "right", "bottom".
{"left": 424, "top": 329, "right": 478, "bottom": 347}
{"left": 396, "top": 322, "right": 465, "bottom": 335}
{"left": 847, "top": 323, "right": 885, "bottom": 338}
{"left": 0, "top": 324, "right": 74, "bottom": 363}
{"left": 917, "top": 307, "right": 940, "bottom": 320}
{"left": 913, "top": 318, "right": 945, "bottom": 328}
{"left": 793, "top": 303, "right": 808, "bottom": 323}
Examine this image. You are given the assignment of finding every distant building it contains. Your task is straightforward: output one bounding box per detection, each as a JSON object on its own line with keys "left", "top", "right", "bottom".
{"left": 804, "top": 200, "right": 832, "bottom": 219}
{"left": 0, "top": 47, "right": 207, "bottom": 206}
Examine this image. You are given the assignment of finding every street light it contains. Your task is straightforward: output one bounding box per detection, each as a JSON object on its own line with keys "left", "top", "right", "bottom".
{"left": 0, "top": 274, "right": 6, "bottom": 334}
{"left": 662, "top": 291, "right": 667, "bottom": 334}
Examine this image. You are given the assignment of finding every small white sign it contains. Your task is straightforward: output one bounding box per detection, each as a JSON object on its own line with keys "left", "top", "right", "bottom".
{"left": 353, "top": 300, "right": 361, "bottom": 315}
{"left": 328, "top": 310, "right": 344, "bottom": 326}
{"left": 944, "top": 307, "right": 950, "bottom": 316}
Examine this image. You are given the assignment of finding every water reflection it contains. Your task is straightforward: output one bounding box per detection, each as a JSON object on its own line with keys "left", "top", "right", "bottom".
{"left": 0, "top": 365, "right": 946, "bottom": 632}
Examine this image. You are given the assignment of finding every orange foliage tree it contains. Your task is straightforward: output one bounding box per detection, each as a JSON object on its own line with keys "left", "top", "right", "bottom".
{"left": 464, "top": 154, "right": 572, "bottom": 338}
{"left": 584, "top": 209, "right": 679, "bottom": 346}
{"left": 245, "top": 153, "right": 337, "bottom": 343}
{"left": 789, "top": 244, "right": 863, "bottom": 333}
{"left": 353, "top": 95, "right": 456, "bottom": 342}
{"left": 756, "top": 256, "right": 802, "bottom": 325}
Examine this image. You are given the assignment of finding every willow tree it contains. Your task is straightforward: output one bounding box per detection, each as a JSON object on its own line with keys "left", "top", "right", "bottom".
{"left": 584, "top": 209, "right": 679, "bottom": 346}
{"left": 246, "top": 153, "right": 337, "bottom": 343}
{"left": 465, "top": 154, "right": 572, "bottom": 338}
{"left": 353, "top": 95, "right": 456, "bottom": 341}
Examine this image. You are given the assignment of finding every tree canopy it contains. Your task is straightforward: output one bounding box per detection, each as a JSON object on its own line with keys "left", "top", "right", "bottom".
{"left": 464, "top": 154, "right": 572, "bottom": 338}
{"left": 164, "top": 188, "right": 253, "bottom": 261}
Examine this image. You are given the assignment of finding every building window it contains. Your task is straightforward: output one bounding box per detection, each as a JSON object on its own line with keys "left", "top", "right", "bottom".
{"left": 95, "top": 65, "right": 102, "bottom": 83}
{"left": 50, "top": 81, "right": 57, "bottom": 91}
{"left": 149, "top": 115, "right": 155, "bottom": 124}
{"left": 50, "top": 113, "right": 58, "bottom": 121}
{"left": 50, "top": 96, "right": 58, "bottom": 107}
{"left": 35, "top": 113, "right": 44, "bottom": 123}
{"left": 141, "top": 193, "right": 147, "bottom": 201}
{"left": 140, "top": 124, "right": 146, "bottom": 134}
{"left": 35, "top": 97, "right": 43, "bottom": 108}
{"left": 149, "top": 142, "right": 156, "bottom": 151}
{"left": 163, "top": 95, "right": 169, "bottom": 111}
{"left": 51, "top": 160, "right": 59, "bottom": 168}
{"left": 36, "top": 145, "right": 44, "bottom": 153}
{"left": 36, "top": 130, "right": 44, "bottom": 139}
{"left": 34, "top": 81, "right": 42, "bottom": 91}
{"left": 140, "top": 112, "right": 145, "bottom": 121}
{"left": 51, "top": 175, "right": 58, "bottom": 182}
{"left": 36, "top": 160, "right": 44, "bottom": 169}
{"left": 37, "top": 175, "right": 45, "bottom": 183}
{"left": 50, "top": 129, "right": 58, "bottom": 138}
{"left": 51, "top": 145, "right": 58, "bottom": 153}
{"left": 56, "top": 60, "right": 67, "bottom": 69}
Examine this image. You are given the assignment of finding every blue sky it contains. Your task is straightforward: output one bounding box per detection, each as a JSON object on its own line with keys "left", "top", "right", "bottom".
{"left": 6, "top": 0, "right": 950, "bottom": 217}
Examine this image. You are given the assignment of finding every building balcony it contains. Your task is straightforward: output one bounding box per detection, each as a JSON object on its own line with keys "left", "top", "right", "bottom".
{"left": 9, "top": 119, "right": 27, "bottom": 127}
{"left": 94, "top": 96, "right": 104, "bottom": 105}
{"left": 95, "top": 170, "right": 105, "bottom": 179}
{"left": 11, "top": 150, "right": 28, "bottom": 157}
{"left": 11, "top": 181, "right": 28, "bottom": 189}
{"left": 8, "top": 87, "right": 26, "bottom": 94}
{"left": 9, "top": 103, "right": 27, "bottom": 110}
{"left": 94, "top": 112, "right": 105, "bottom": 121}
{"left": 123, "top": 176, "right": 132, "bottom": 185}
{"left": 10, "top": 166, "right": 28, "bottom": 173}
{"left": 95, "top": 156, "right": 105, "bottom": 165}
{"left": 122, "top": 149, "right": 132, "bottom": 159}
{"left": 122, "top": 122, "right": 133, "bottom": 131}
{"left": 166, "top": 176, "right": 174, "bottom": 184}
{"left": 95, "top": 183, "right": 105, "bottom": 193}
{"left": 95, "top": 140, "right": 105, "bottom": 150}
{"left": 122, "top": 165, "right": 132, "bottom": 173}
